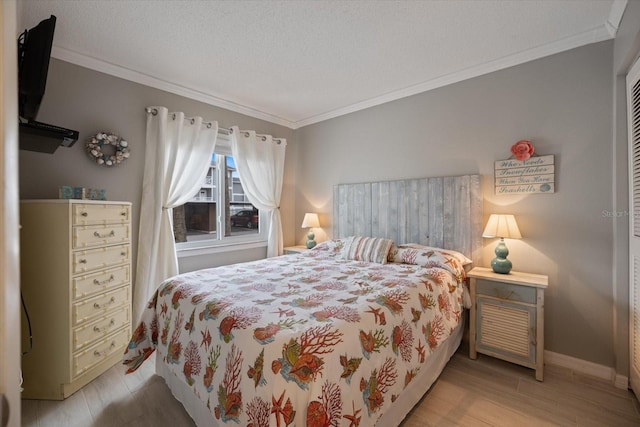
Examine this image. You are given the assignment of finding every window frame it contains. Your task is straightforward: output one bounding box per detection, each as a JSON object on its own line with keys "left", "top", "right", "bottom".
{"left": 175, "top": 134, "right": 268, "bottom": 257}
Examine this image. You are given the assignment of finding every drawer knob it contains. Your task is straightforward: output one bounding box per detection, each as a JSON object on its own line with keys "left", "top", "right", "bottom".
{"left": 93, "top": 341, "right": 116, "bottom": 358}
{"left": 79, "top": 259, "right": 87, "bottom": 264}
{"left": 81, "top": 212, "right": 88, "bottom": 217}
{"left": 120, "top": 212, "right": 126, "bottom": 216}
{"left": 93, "top": 275, "right": 115, "bottom": 286}
{"left": 94, "top": 230, "right": 116, "bottom": 238}
{"left": 93, "top": 296, "right": 116, "bottom": 309}
{"left": 121, "top": 252, "right": 127, "bottom": 256}
{"left": 93, "top": 319, "right": 116, "bottom": 333}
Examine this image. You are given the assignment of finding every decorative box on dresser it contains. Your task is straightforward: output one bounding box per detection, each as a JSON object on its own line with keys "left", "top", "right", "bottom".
{"left": 468, "top": 267, "right": 548, "bottom": 381}
{"left": 20, "top": 200, "right": 132, "bottom": 400}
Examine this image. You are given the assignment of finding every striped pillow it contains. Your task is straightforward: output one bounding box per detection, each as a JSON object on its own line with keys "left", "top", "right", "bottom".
{"left": 341, "top": 236, "right": 394, "bottom": 264}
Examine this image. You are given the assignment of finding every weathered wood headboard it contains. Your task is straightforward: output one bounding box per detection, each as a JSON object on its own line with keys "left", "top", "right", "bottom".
{"left": 333, "top": 174, "right": 483, "bottom": 264}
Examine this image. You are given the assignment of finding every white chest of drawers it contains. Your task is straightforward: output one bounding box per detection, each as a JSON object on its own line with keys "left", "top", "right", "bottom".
{"left": 20, "top": 200, "right": 132, "bottom": 400}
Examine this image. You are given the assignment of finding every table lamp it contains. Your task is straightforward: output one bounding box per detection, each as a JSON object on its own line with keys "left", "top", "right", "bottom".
{"left": 301, "top": 213, "right": 320, "bottom": 249}
{"left": 482, "top": 214, "right": 522, "bottom": 274}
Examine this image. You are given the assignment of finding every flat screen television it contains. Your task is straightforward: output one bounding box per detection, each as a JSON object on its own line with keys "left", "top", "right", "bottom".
{"left": 17, "top": 15, "right": 78, "bottom": 153}
{"left": 18, "top": 15, "right": 56, "bottom": 121}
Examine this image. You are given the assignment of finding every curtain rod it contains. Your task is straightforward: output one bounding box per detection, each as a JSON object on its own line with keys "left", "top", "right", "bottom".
{"left": 145, "top": 107, "right": 223, "bottom": 131}
{"left": 145, "top": 107, "right": 283, "bottom": 142}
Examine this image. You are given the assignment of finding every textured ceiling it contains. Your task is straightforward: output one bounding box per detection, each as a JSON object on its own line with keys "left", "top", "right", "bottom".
{"left": 18, "top": 0, "right": 625, "bottom": 129}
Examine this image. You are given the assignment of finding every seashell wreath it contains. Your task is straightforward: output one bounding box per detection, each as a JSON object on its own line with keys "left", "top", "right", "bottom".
{"left": 86, "top": 132, "right": 130, "bottom": 166}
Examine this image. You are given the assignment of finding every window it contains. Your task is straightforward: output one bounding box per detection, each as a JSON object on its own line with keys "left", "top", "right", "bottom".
{"left": 172, "top": 134, "right": 266, "bottom": 250}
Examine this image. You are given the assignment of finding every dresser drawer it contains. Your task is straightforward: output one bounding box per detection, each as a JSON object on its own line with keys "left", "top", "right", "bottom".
{"left": 73, "top": 306, "right": 130, "bottom": 351}
{"left": 72, "top": 244, "right": 130, "bottom": 274}
{"left": 73, "top": 203, "right": 130, "bottom": 226}
{"left": 73, "top": 286, "right": 130, "bottom": 326}
{"left": 73, "top": 223, "right": 131, "bottom": 249}
{"left": 73, "top": 327, "right": 129, "bottom": 378}
{"left": 476, "top": 279, "right": 536, "bottom": 304}
{"left": 73, "top": 264, "right": 130, "bottom": 300}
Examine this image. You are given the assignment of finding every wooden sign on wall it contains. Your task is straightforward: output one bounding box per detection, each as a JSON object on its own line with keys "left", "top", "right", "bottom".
{"left": 494, "top": 155, "right": 555, "bottom": 194}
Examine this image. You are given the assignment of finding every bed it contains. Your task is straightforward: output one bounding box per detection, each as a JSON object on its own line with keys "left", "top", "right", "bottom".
{"left": 124, "top": 174, "right": 482, "bottom": 426}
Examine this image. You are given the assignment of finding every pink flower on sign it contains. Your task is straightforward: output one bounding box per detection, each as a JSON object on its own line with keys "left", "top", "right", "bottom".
{"left": 511, "top": 140, "right": 535, "bottom": 161}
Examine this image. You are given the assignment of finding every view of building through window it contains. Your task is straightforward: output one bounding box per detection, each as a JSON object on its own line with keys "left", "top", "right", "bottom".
{"left": 173, "top": 154, "right": 258, "bottom": 243}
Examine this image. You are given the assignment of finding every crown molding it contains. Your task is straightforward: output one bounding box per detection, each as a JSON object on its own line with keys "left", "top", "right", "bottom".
{"left": 50, "top": 46, "right": 296, "bottom": 129}
{"left": 292, "top": 24, "right": 615, "bottom": 129}
{"left": 606, "top": 0, "right": 628, "bottom": 38}
{"left": 52, "top": 20, "right": 616, "bottom": 131}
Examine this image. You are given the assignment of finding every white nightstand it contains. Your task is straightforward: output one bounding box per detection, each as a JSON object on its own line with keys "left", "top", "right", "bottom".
{"left": 283, "top": 245, "right": 309, "bottom": 254}
{"left": 468, "top": 267, "right": 548, "bottom": 381}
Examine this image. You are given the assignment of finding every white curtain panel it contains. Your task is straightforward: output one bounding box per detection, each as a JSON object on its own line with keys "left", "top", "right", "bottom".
{"left": 230, "top": 126, "right": 286, "bottom": 257}
{"left": 133, "top": 107, "right": 218, "bottom": 321}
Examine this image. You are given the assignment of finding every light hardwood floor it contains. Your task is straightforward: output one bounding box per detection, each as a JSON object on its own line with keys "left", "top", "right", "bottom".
{"left": 22, "top": 346, "right": 640, "bottom": 426}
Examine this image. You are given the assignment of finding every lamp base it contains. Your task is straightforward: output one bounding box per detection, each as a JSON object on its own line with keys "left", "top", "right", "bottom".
{"left": 490, "top": 257, "right": 512, "bottom": 274}
{"left": 491, "top": 238, "right": 512, "bottom": 274}
{"left": 306, "top": 230, "right": 316, "bottom": 249}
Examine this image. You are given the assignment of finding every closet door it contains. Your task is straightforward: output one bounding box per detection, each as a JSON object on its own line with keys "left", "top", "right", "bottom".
{"left": 628, "top": 55, "right": 640, "bottom": 400}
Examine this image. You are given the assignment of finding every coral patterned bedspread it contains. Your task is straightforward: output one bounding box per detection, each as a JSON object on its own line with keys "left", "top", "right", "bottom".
{"left": 123, "top": 240, "right": 468, "bottom": 426}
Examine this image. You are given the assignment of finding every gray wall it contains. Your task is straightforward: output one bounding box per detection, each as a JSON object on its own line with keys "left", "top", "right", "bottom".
{"left": 612, "top": 2, "right": 640, "bottom": 377}
{"left": 19, "top": 59, "right": 298, "bottom": 278}
{"left": 294, "top": 41, "right": 616, "bottom": 367}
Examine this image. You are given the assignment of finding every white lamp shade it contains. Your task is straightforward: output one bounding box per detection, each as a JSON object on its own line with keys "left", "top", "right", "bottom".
{"left": 301, "top": 213, "right": 320, "bottom": 228}
{"left": 482, "top": 214, "right": 522, "bottom": 239}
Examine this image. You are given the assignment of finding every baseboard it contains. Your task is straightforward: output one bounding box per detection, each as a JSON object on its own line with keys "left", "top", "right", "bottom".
{"left": 544, "top": 350, "right": 629, "bottom": 390}
{"left": 615, "top": 373, "right": 630, "bottom": 390}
